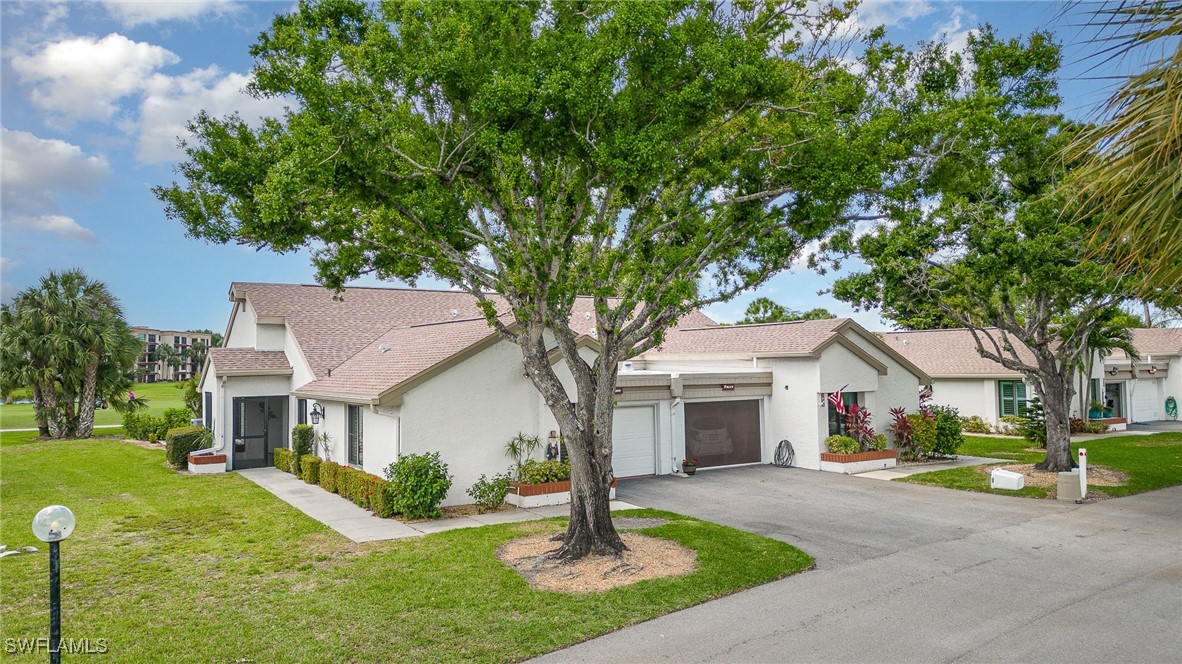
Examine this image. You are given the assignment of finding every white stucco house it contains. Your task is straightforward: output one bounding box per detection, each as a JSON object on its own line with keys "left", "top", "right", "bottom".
{"left": 882, "top": 327, "right": 1181, "bottom": 427}
{"left": 1102, "top": 329, "right": 1182, "bottom": 423}
{"left": 198, "top": 283, "right": 930, "bottom": 504}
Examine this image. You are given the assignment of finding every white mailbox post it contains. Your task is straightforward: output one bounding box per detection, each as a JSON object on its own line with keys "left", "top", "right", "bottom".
{"left": 1078, "top": 448, "right": 1088, "bottom": 500}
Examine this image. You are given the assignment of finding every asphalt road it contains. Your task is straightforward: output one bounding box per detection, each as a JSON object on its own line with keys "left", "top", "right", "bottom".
{"left": 537, "top": 465, "right": 1182, "bottom": 663}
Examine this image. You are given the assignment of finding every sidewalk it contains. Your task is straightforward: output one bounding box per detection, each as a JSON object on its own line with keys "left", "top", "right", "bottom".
{"left": 239, "top": 467, "right": 640, "bottom": 543}
{"left": 854, "top": 454, "right": 1009, "bottom": 481}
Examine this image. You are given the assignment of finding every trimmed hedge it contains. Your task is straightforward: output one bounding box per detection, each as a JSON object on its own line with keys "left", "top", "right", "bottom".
{"left": 166, "top": 426, "right": 208, "bottom": 468}
{"left": 299, "top": 454, "right": 321, "bottom": 484}
{"left": 274, "top": 448, "right": 292, "bottom": 472}
{"left": 517, "top": 459, "right": 570, "bottom": 484}
{"left": 319, "top": 460, "right": 340, "bottom": 493}
{"left": 291, "top": 424, "right": 315, "bottom": 472}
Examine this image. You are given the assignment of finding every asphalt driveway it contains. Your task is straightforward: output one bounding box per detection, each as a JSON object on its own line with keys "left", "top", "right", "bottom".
{"left": 539, "top": 466, "right": 1182, "bottom": 663}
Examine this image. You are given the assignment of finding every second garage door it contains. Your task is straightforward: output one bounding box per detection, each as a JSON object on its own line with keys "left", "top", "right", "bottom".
{"left": 612, "top": 405, "right": 656, "bottom": 478}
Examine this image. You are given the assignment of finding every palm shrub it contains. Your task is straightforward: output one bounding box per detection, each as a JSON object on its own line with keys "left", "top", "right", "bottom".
{"left": 384, "top": 452, "right": 452, "bottom": 520}
{"left": 319, "top": 460, "right": 340, "bottom": 493}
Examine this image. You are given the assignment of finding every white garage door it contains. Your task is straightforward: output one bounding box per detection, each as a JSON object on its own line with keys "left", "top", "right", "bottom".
{"left": 1131, "top": 379, "right": 1161, "bottom": 422}
{"left": 612, "top": 406, "right": 656, "bottom": 478}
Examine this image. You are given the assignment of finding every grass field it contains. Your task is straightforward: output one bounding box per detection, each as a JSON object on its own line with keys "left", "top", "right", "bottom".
{"left": 0, "top": 382, "right": 187, "bottom": 430}
{"left": 897, "top": 433, "right": 1182, "bottom": 499}
{"left": 0, "top": 431, "right": 813, "bottom": 662}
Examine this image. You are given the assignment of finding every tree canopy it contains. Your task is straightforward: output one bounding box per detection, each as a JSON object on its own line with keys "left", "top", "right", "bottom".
{"left": 824, "top": 30, "right": 1141, "bottom": 471}
{"left": 156, "top": 0, "right": 983, "bottom": 557}
{"left": 736, "top": 297, "right": 835, "bottom": 324}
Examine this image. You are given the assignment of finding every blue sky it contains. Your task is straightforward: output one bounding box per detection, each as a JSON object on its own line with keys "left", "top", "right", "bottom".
{"left": 0, "top": 1, "right": 1151, "bottom": 333}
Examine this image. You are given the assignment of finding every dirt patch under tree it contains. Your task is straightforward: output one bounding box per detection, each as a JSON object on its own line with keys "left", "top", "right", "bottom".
{"left": 497, "top": 531, "right": 696, "bottom": 592}
{"left": 978, "top": 463, "right": 1127, "bottom": 498}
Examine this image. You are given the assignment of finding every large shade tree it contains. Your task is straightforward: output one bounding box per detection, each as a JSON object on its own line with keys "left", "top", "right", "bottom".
{"left": 826, "top": 31, "right": 1141, "bottom": 472}
{"left": 0, "top": 270, "right": 141, "bottom": 438}
{"left": 156, "top": 0, "right": 967, "bottom": 558}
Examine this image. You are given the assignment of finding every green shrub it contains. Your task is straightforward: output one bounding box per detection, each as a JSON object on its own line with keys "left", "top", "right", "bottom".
{"left": 1019, "top": 397, "right": 1047, "bottom": 448}
{"left": 960, "top": 415, "right": 992, "bottom": 434}
{"left": 369, "top": 475, "right": 395, "bottom": 517}
{"left": 274, "top": 448, "right": 292, "bottom": 472}
{"left": 1084, "top": 421, "right": 1109, "bottom": 434}
{"left": 165, "top": 426, "right": 209, "bottom": 468}
{"left": 872, "top": 433, "right": 888, "bottom": 451}
{"left": 159, "top": 408, "right": 194, "bottom": 439}
{"left": 906, "top": 414, "right": 938, "bottom": 457}
{"left": 319, "top": 460, "right": 340, "bottom": 493}
{"left": 384, "top": 452, "right": 452, "bottom": 520}
{"left": 467, "top": 472, "right": 512, "bottom": 512}
{"left": 823, "top": 435, "right": 860, "bottom": 455}
{"left": 299, "top": 454, "right": 321, "bottom": 484}
{"left": 292, "top": 424, "right": 315, "bottom": 461}
{"left": 517, "top": 459, "right": 571, "bottom": 484}
{"left": 928, "top": 405, "right": 964, "bottom": 457}
{"left": 997, "top": 415, "right": 1022, "bottom": 436}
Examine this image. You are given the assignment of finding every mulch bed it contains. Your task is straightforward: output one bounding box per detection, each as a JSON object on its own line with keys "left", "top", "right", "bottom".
{"left": 497, "top": 532, "right": 696, "bottom": 593}
{"left": 977, "top": 463, "right": 1127, "bottom": 500}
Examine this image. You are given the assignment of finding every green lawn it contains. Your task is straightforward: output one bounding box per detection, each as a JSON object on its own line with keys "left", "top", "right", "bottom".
{"left": 0, "top": 431, "right": 812, "bottom": 662}
{"left": 0, "top": 382, "right": 187, "bottom": 430}
{"left": 898, "top": 432, "right": 1182, "bottom": 499}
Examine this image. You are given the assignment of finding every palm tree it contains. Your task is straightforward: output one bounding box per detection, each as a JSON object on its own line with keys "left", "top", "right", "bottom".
{"left": 153, "top": 343, "right": 175, "bottom": 380}
{"left": 1066, "top": 1, "right": 1182, "bottom": 291}
{"left": 0, "top": 270, "right": 139, "bottom": 438}
{"left": 1076, "top": 308, "right": 1139, "bottom": 422}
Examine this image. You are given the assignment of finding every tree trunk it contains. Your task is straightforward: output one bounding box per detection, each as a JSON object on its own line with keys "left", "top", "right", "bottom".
{"left": 76, "top": 360, "right": 100, "bottom": 438}
{"left": 1036, "top": 371, "right": 1076, "bottom": 472}
{"left": 554, "top": 425, "right": 626, "bottom": 559}
{"left": 32, "top": 381, "right": 50, "bottom": 438}
{"left": 42, "top": 384, "right": 66, "bottom": 439}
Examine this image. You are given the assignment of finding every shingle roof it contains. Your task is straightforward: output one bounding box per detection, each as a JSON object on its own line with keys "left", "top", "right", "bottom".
{"left": 230, "top": 282, "right": 720, "bottom": 400}
{"left": 645, "top": 318, "right": 847, "bottom": 355}
{"left": 1110, "top": 328, "right": 1182, "bottom": 359}
{"left": 208, "top": 348, "right": 291, "bottom": 374}
{"left": 293, "top": 317, "right": 501, "bottom": 400}
{"left": 879, "top": 328, "right": 1032, "bottom": 377}
{"left": 233, "top": 283, "right": 502, "bottom": 379}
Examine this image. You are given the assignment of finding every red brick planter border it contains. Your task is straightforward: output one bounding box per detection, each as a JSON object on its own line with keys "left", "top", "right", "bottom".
{"left": 820, "top": 449, "right": 898, "bottom": 464}
{"left": 509, "top": 479, "right": 617, "bottom": 497}
{"left": 1097, "top": 417, "right": 1126, "bottom": 426}
{"left": 188, "top": 453, "right": 227, "bottom": 465}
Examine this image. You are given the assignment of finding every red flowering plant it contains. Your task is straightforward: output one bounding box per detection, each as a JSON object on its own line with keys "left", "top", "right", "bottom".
{"left": 682, "top": 457, "right": 699, "bottom": 467}
{"left": 842, "top": 404, "right": 885, "bottom": 452}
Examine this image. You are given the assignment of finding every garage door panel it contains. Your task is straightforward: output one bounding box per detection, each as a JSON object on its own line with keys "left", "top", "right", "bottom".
{"left": 612, "top": 406, "right": 656, "bottom": 478}
{"left": 1131, "top": 380, "right": 1161, "bottom": 422}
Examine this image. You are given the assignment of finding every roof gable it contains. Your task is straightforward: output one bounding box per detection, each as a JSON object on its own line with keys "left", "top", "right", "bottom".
{"left": 879, "top": 328, "right": 1033, "bottom": 377}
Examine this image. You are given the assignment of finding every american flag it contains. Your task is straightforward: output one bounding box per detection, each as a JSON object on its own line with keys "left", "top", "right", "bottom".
{"left": 828, "top": 390, "right": 845, "bottom": 414}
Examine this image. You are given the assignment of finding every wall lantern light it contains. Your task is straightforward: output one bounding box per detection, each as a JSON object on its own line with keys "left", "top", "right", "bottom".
{"left": 310, "top": 402, "right": 325, "bottom": 424}
{"left": 1108, "top": 366, "right": 1118, "bottom": 376}
{"left": 32, "top": 505, "right": 75, "bottom": 664}
{"left": 1147, "top": 366, "right": 1158, "bottom": 375}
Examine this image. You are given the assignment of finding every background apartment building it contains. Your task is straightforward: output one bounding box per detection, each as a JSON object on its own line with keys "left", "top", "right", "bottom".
{"left": 130, "top": 327, "right": 213, "bottom": 382}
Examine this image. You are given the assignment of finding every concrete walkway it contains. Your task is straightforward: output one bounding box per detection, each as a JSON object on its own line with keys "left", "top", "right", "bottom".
{"left": 238, "top": 467, "right": 640, "bottom": 543}
{"left": 855, "top": 454, "right": 1009, "bottom": 480}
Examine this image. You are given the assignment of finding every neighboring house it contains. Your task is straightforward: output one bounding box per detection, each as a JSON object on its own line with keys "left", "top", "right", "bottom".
{"left": 130, "top": 326, "right": 212, "bottom": 382}
{"left": 198, "top": 283, "right": 929, "bottom": 504}
{"left": 1102, "top": 329, "right": 1182, "bottom": 423}
{"left": 881, "top": 328, "right": 1104, "bottom": 427}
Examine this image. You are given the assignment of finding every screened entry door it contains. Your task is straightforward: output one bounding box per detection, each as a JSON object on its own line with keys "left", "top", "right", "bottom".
{"left": 232, "top": 396, "right": 288, "bottom": 469}
{"left": 684, "top": 400, "right": 762, "bottom": 468}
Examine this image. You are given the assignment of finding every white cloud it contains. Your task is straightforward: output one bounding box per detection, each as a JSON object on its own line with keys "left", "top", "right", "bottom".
{"left": 7, "top": 215, "right": 98, "bottom": 244}
{"left": 1, "top": 127, "right": 110, "bottom": 243}
{"left": 136, "top": 66, "right": 288, "bottom": 163}
{"left": 934, "top": 6, "right": 978, "bottom": 56}
{"left": 100, "top": 0, "right": 243, "bottom": 27}
{"left": 10, "top": 33, "right": 179, "bottom": 124}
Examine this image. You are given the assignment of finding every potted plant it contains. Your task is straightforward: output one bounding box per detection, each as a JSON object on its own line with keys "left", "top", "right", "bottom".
{"left": 1088, "top": 401, "right": 1104, "bottom": 419}
{"left": 681, "top": 457, "right": 698, "bottom": 476}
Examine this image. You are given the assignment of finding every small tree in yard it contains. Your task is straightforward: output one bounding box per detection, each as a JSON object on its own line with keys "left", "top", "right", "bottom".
{"left": 825, "top": 31, "right": 1144, "bottom": 472}
{"left": 155, "top": 1, "right": 972, "bottom": 558}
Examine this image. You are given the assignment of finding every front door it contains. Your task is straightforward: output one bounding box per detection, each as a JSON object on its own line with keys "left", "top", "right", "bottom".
{"left": 1103, "top": 383, "right": 1125, "bottom": 418}
{"left": 232, "top": 396, "right": 288, "bottom": 469}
